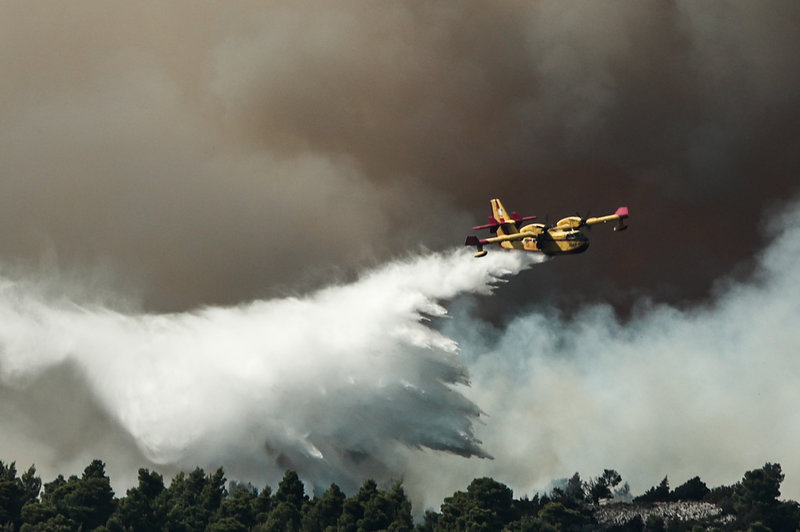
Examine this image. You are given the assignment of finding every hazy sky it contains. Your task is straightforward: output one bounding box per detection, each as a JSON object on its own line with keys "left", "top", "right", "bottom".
{"left": 2, "top": 0, "right": 800, "bottom": 510}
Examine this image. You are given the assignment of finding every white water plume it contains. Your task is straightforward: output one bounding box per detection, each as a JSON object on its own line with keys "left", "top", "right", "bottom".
{"left": 0, "top": 249, "right": 542, "bottom": 490}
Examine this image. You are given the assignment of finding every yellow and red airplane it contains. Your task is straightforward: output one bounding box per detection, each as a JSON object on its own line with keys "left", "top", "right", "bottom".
{"left": 465, "top": 198, "right": 629, "bottom": 258}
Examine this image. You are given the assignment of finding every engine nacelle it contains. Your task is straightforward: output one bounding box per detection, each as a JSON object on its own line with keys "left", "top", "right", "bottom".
{"left": 556, "top": 216, "right": 583, "bottom": 229}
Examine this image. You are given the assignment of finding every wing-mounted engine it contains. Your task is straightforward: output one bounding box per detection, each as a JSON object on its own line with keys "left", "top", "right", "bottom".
{"left": 555, "top": 216, "right": 584, "bottom": 229}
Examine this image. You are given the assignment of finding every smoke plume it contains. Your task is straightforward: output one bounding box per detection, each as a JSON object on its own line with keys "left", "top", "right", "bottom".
{"left": 2, "top": 2, "right": 798, "bottom": 310}
{"left": 411, "top": 200, "right": 800, "bottom": 507}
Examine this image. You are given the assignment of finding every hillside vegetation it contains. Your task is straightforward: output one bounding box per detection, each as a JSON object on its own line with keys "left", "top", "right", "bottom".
{"left": 0, "top": 460, "right": 796, "bottom": 531}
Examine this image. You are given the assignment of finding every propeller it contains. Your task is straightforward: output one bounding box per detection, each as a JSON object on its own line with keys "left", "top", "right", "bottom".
{"left": 576, "top": 209, "right": 591, "bottom": 229}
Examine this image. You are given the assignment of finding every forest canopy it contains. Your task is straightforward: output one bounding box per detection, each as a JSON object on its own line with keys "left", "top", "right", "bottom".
{"left": 0, "top": 459, "right": 796, "bottom": 531}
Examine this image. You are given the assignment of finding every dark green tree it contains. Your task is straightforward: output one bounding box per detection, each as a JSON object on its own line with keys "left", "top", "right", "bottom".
{"left": 704, "top": 484, "right": 735, "bottom": 515}
{"left": 734, "top": 463, "right": 783, "bottom": 516}
{"left": 336, "top": 496, "right": 363, "bottom": 532}
{"left": 165, "top": 470, "right": 196, "bottom": 531}
{"left": 339, "top": 479, "right": 412, "bottom": 532}
{"left": 36, "top": 460, "right": 116, "bottom": 531}
{"left": 513, "top": 493, "right": 543, "bottom": 522}
{"left": 466, "top": 477, "right": 515, "bottom": 528}
{"left": 76, "top": 460, "right": 116, "bottom": 530}
{"left": 335, "top": 479, "right": 410, "bottom": 532}
{"left": 274, "top": 471, "right": 307, "bottom": 510}
{"left": 387, "top": 482, "right": 413, "bottom": 531}
{"left": 563, "top": 473, "right": 585, "bottom": 507}
{"left": 733, "top": 463, "right": 800, "bottom": 530}
{"left": 416, "top": 510, "right": 439, "bottom": 532}
{"left": 537, "top": 502, "right": 587, "bottom": 531}
{"left": 261, "top": 501, "right": 301, "bottom": 532}
{"left": 213, "top": 486, "right": 257, "bottom": 530}
{"left": 164, "top": 467, "right": 227, "bottom": 531}
{"left": 202, "top": 468, "right": 228, "bottom": 516}
{"left": 436, "top": 477, "right": 515, "bottom": 532}
{"left": 0, "top": 462, "right": 29, "bottom": 528}
{"left": 20, "top": 467, "right": 41, "bottom": 508}
{"left": 301, "top": 483, "right": 344, "bottom": 532}
{"left": 260, "top": 470, "right": 307, "bottom": 532}
{"left": 436, "top": 490, "right": 472, "bottom": 531}
{"left": 114, "top": 468, "right": 168, "bottom": 531}
{"left": 669, "top": 476, "right": 709, "bottom": 501}
{"left": 586, "top": 470, "right": 622, "bottom": 504}
{"left": 635, "top": 476, "right": 669, "bottom": 503}
{"left": 253, "top": 484, "right": 272, "bottom": 524}
{"left": 21, "top": 474, "right": 68, "bottom": 530}
{"left": 356, "top": 479, "right": 391, "bottom": 531}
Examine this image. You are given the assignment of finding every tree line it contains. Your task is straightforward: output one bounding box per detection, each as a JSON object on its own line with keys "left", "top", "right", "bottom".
{"left": 0, "top": 459, "right": 797, "bottom": 531}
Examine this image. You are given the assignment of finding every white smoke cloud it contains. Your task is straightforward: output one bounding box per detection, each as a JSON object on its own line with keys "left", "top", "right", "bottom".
{"left": 406, "top": 201, "right": 800, "bottom": 508}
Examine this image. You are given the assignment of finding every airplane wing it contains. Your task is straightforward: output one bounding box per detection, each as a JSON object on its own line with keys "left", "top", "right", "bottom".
{"left": 465, "top": 226, "right": 544, "bottom": 256}
{"left": 466, "top": 224, "right": 544, "bottom": 244}
{"left": 583, "top": 206, "right": 629, "bottom": 231}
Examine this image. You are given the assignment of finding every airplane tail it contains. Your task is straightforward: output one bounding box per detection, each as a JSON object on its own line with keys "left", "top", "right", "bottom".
{"left": 491, "top": 198, "right": 519, "bottom": 236}
{"left": 466, "top": 198, "right": 537, "bottom": 257}
{"left": 476, "top": 198, "right": 536, "bottom": 236}
{"left": 490, "top": 198, "right": 514, "bottom": 228}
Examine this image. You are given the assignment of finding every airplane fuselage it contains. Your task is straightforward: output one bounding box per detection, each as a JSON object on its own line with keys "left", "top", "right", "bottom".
{"left": 500, "top": 223, "right": 590, "bottom": 255}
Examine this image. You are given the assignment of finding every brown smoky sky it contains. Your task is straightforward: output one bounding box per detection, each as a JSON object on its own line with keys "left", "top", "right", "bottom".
{"left": 2, "top": 1, "right": 799, "bottom": 311}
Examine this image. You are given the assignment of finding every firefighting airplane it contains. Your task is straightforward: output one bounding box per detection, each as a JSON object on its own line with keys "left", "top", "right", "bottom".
{"left": 465, "top": 198, "right": 629, "bottom": 257}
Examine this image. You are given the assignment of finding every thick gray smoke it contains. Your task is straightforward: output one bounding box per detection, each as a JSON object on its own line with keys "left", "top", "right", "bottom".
{"left": 2, "top": 2, "right": 799, "bottom": 310}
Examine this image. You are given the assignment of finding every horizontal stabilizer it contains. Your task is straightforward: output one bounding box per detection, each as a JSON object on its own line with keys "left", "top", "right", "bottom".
{"left": 472, "top": 220, "right": 498, "bottom": 231}
{"left": 465, "top": 235, "right": 490, "bottom": 257}
{"left": 472, "top": 214, "right": 536, "bottom": 231}
{"left": 465, "top": 235, "right": 485, "bottom": 246}
{"left": 512, "top": 212, "right": 537, "bottom": 224}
